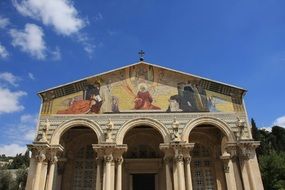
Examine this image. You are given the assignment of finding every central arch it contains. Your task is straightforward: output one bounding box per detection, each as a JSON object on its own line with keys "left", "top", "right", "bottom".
{"left": 181, "top": 116, "right": 235, "bottom": 142}
{"left": 50, "top": 118, "right": 104, "bottom": 145}
{"left": 116, "top": 117, "right": 170, "bottom": 144}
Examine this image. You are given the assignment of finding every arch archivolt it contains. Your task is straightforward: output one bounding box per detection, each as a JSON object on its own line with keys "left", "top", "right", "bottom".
{"left": 50, "top": 118, "right": 104, "bottom": 145}
{"left": 115, "top": 117, "right": 170, "bottom": 144}
{"left": 182, "top": 116, "right": 235, "bottom": 143}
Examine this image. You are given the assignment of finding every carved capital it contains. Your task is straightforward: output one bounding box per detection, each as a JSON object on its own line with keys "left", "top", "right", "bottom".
{"left": 237, "top": 141, "right": 259, "bottom": 160}
{"left": 114, "top": 157, "right": 123, "bottom": 165}
{"left": 184, "top": 156, "right": 191, "bottom": 164}
{"left": 36, "top": 153, "right": 46, "bottom": 162}
{"left": 164, "top": 156, "right": 172, "bottom": 164}
{"left": 174, "top": 154, "right": 184, "bottom": 163}
{"left": 220, "top": 154, "right": 231, "bottom": 173}
{"left": 104, "top": 154, "right": 113, "bottom": 163}
{"left": 225, "top": 142, "right": 238, "bottom": 158}
{"left": 27, "top": 143, "right": 50, "bottom": 162}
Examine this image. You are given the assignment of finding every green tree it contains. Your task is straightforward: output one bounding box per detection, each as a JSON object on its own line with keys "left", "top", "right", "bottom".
{"left": 8, "top": 151, "right": 29, "bottom": 169}
{"left": 259, "top": 151, "right": 285, "bottom": 190}
{"left": 0, "top": 170, "right": 16, "bottom": 190}
{"left": 15, "top": 168, "right": 28, "bottom": 190}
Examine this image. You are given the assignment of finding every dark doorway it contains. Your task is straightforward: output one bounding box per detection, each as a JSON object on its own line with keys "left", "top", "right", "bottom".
{"left": 132, "top": 173, "right": 155, "bottom": 190}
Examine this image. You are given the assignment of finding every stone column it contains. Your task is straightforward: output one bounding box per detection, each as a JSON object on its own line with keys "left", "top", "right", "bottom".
{"left": 46, "top": 156, "right": 57, "bottom": 190}
{"left": 224, "top": 143, "right": 241, "bottom": 190}
{"left": 238, "top": 141, "right": 261, "bottom": 190}
{"left": 164, "top": 157, "right": 173, "bottom": 190}
{"left": 96, "top": 156, "right": 103, "bottom": 190}
{"left": 93, "top": 143, "right": 127, "bottom": 190}
{"left": 182, "top": 143, "right": 194, "bottom": 190}
{"left": 114, "top": 145, "right": 127, "bottom": 190}
{"left": 104, "top": 154, "right": 113, "bottom": 190}
{"left": 184, "top": 156, "right": 192, "bottom": 190}
{"left": 220, "top": 154, "right": 236, "bottom": 190}
{"left": 175, "top": 153, "right": 186, "bottom": 190}
{"left": 46, "top": 145, "right": 63, "bottom": 190}
{"left": 33, "top": 152, "right": 46, "bottom": 190}
{"left": 115, "top": 157, "right": 123, "bottom": 190}
{"left": 25, "top": 152, "right": 37, "bottom": 190}
{"left": 172, "top": 160, "right": 179, "bottom": 190}
{"left": 160, "top": 144, "right": 174, "bottom": 190}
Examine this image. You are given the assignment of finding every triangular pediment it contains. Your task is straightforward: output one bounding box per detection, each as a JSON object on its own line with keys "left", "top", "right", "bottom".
{"left": 39, "top": 62, "right": 246, "bottom": 115}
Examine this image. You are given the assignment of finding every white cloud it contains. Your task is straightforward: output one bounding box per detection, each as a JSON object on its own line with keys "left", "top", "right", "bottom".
{"left": 13, "top": 0, "right": 85, "bottom": 36}
{"left": 50, "top": 46, "right": 61, "bottom": 61}
{"left": 20, "top": 114, "right": 38, "bottom": 124}
{"left": 0, "top": 87, "right": 27, "bottom": 114}
{"left": 94, "top": 12, "right": 103, "bottom": 22}
{"left": 260, "top": 127, "right": 272, "bottom": 132}
{"left": 0, "top": 144, "right": 26, "bottom": 156}
{"left": 273, "top": 115, "right": 285, "bottom": 127}
{"left": 0, "top": 114, "right": 37, "bottom": 156}
{"left": 0, "top": 16, "right": 9, "bottom": 29}
{"left": 0, "top": 43, "right": 9, "bottom": 58}
{"left": 76, "top": 33, "right": 95, "bottom": 57}
{"left": 28, "top": 72, "right": 35, "bottom": 80}
{"left": 10, "top": 23, "right": 46, "bottom": 59}
{"left": 0, "top": 72, "right": 20, "bottom": 86}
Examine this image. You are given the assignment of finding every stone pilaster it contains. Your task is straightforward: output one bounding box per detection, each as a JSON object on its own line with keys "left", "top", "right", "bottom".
{"left": 93, "top": 143, "right": 127, "bottom": 190}
{"left": 46, "top": 145, "right": 63, "bottom": 190}
{"left": 237, "top": 140, "right": 262, "bottom": 190}
{"left": 26, "top": 142, "right": 50, "bottom": 190}
{"left": 160, "top": 142, "right": 194, "bottom": 190}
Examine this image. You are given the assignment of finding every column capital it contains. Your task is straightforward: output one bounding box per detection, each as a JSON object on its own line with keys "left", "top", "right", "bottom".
{"left": 47, "top": 144, "right": 64, "bottom": 163}
{"left": 92, "top": 143, "right": 127, "bottom": 164}
{"left": 220, "top": 154, "right": 231, "bottom": 173}
{"left": 27, "top": 142, "right": 50, "bottom": 162}
{"left": 104, "top": 154, "right": 113, "bottom": 163}
{"left": 237, "top": 140, "right": 260, "bottom": 160}
{"left": 184, "top": 156, "right": 191, "bottom": 164}
{"left": 174, "top": 153, "right": 184, "bottom": 163}
{"left": 225, "top": 142, "right": 238, "bottom": 158}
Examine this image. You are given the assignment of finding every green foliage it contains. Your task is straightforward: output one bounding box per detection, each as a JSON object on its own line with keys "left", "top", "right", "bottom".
{"left": 259, "top": 151, "right": 285, "bottom": 190}
{"left": 0, "top": 151, "right": 29, "bottom": 190}
{"left": 15, "top": 169, "right": 28, "bottom": 190}
{"left": 252, "top": 118, "right": 285, "bottom": 190}
{"left": 7, "top": 151, "right": 29, "bottom": 169}
{"left": 0, "top": 170, "right": 16, "bottom": 190}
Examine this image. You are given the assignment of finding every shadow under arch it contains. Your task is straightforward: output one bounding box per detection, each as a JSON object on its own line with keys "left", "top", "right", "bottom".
{"left": 181, "top": 116, "right": 235, "bottom": 143}
{"left": 50, "top": 118, "right": 104, "bottom": 145}
{"left": 116, "top": 117, "right": 170, "bottom": 144}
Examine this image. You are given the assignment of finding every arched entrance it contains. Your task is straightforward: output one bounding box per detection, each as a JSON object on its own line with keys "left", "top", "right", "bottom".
{"left": 122, "top": 125, "right": 165, "bottom": 190}
{"left": 58, "top": 126, "right": 99, "bottom": 190}
{"left": 189, "top": 125, "right": 227, "bottom": 190}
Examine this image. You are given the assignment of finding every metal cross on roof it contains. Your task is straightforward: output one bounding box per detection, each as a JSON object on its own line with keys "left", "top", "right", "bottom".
{"left": 138, "top": 50, "right": 145, "bottom": 61}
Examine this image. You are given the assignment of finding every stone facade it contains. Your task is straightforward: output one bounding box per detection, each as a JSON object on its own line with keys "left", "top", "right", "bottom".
{"left": 25, "top": 62, "right": 264, "bottom": 190}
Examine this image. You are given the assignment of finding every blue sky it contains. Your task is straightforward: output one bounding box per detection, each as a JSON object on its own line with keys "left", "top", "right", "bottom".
{"left": 0, "top": 0, "right": 285, "bottom": 156}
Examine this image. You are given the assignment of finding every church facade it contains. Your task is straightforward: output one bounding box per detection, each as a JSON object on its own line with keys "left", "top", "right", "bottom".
{"left": 25, "top": 62, "right": 263, "bottom": 190}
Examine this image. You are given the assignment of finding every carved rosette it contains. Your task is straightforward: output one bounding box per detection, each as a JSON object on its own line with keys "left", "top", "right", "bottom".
{"left": 104, "top": 154, "right": 113, "bottom": 163}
